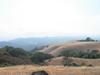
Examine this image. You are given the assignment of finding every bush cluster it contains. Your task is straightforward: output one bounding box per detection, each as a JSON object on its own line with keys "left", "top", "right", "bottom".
{"left": 59, "top": 49, "right": 100, "bottom": 59}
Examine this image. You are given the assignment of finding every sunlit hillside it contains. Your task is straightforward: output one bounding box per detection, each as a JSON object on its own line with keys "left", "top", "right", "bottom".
{"left": 40, "top": 41, "right": 100, "bottom": 56}
{"left": 0, "top": 65, "right": 100, "bottom": 75}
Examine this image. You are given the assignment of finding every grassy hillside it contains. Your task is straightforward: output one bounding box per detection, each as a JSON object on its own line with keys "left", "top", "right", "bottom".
{"left": 0, "top": 65, "right": 100, "bottom": 75}
{"left": 1, "top": 40, "right": 100, "bottom": 67}
{"left": 0, "top": 40, "right": 100, "bottom": 75}
{"left": 0, "top": 46, "right": 32, "bottom": 66}
{"left": 40, "top": 41, "right": 100, "bottom": 56}
{"left": 46, "top": 56, "right": 100, "bottom": 66}
{"left": 0, "top": 46, "right": 53, "bottom": 66}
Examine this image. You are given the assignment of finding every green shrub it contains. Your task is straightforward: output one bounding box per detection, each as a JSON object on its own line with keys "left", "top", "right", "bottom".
{"left": 59, "top": 50, "right": 100, "bottom": 59}
{"left": 31, "top": 52, "right": 53, "bottom": 64}
{"left": 4, "top": 46, "right": 28, "bottom": 57}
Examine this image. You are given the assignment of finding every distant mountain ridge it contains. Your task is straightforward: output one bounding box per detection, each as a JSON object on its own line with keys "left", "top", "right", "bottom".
{"left": 0, "top": 36, "right": 78, "bottom": 51}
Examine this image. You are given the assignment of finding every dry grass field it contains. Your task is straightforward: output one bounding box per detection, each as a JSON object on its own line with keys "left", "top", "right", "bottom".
{"left": 46, "top": 57, "right": 100, "bottom": 66}
{"left": 40, "top": 41, "right": 100, "bottom": 56}
{"left": 0, "top": 65, "right": 100, "bottom": 75}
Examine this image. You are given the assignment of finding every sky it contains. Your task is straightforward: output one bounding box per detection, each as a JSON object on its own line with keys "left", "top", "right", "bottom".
{"left": 0, "top": 0, "right": 100, "bottom": 40}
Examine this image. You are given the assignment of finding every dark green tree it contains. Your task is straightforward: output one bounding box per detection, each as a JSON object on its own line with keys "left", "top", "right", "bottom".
{"left": 31, "top": 52, "right": 53, "bottom": 64}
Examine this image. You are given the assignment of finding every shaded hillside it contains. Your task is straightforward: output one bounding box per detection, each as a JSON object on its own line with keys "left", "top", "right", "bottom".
{"left": 0, "top": 46, "right": 54, "bottom": 66}
{"left": 40, "top": 41, "right": 100, "bottom": 56}
{"left": 0, "top": 46, "right": 32, "bottom": 66}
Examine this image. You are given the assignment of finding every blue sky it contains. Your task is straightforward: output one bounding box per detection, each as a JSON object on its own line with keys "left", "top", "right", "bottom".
{"left": 0, "top": 0, "right": 100, "bottom": 40}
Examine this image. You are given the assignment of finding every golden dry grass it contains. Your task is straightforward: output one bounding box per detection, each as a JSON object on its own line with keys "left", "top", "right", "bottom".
{"left": 40, "top": 41, "right": 100, "bottom": 56}
{"left": 46, "top": 57, "right": 100, "bottom": 66}
{"left": 0, "top": 65, "right": 100, "bottom": 75}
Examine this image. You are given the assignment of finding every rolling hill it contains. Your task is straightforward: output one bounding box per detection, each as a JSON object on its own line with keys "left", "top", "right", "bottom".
{"left": 40, "top": 41, "right": 100, "bottom": 56}
{"left": 0, "top": 46, "right": 32, "bottom": 66}
{"left": 46, "top": 56, "right": 100, "bottom": 66}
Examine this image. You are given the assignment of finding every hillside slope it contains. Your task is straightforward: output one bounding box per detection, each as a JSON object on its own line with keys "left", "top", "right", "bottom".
{"left": 0, "top": 65, "right": 100, "bottom": 75}
{"left": 46, "top": 56, "right": 100, "bottom": 66}
{"left": 40, "top": 41, "right": 100, "bottom": 56}
{"left": 0, "top": 47, "right": 32, "bottom": 66}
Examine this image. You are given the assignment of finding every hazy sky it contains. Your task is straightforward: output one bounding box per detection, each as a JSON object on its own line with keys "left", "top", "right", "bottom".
{"left": 0, "top": 0, "right": 100, "bottom": 40}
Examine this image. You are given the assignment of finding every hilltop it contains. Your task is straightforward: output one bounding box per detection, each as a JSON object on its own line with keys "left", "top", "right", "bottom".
{"left": 40, "top": 41, "right": 100, "bottom": 56}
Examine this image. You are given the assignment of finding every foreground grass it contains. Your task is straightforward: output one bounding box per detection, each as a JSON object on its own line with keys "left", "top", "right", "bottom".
{"left": 0, "top": 65, "right": 100, "bottom": 75}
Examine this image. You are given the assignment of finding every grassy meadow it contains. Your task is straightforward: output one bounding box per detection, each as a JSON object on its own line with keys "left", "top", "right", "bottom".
{"left": 0, "top": 65, "right": 100, "bottom": 75}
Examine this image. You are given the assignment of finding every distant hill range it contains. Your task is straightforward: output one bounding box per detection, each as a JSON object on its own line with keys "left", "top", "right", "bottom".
{"left": 0, "top": 36, "right": 80, "bottom": 51}
{"left": 0, "top": 36, "right": 99, "bottom": 51}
